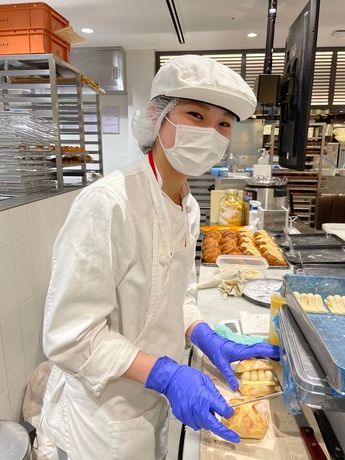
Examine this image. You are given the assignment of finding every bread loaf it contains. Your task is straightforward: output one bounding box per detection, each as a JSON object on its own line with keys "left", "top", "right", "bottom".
{"left": 222, "top": 396, "right": 269, "bottom": 439}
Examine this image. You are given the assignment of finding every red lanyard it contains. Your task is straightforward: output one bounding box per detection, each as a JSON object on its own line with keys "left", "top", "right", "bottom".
{"left": 148, "top": 150, "right": 157, "bottom": 179}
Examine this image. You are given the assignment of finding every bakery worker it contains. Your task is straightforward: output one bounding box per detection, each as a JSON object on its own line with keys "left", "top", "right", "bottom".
{"left": 42, "top": 55, "right": 279, "bottom": 460}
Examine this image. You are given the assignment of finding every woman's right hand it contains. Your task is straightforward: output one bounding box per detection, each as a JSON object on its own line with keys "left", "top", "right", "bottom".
{"left": 145, "top": 356, "right": 240, "bottom": 443}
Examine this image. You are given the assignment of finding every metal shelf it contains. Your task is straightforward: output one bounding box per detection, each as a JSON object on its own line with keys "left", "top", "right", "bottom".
{"left": 267, "top": 122, "right": 335, "bottom": 227}
{"left": 0, "top": 54, "right": 104, "bottom": 191}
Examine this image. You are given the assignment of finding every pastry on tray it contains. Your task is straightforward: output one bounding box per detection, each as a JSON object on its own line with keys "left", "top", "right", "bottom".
{"left": 201, "top": 228, "right": 287, "bottom": 266}
{"left": 236, "top": 358, "right": 281, "bottom": 397}
{"left": 222, "top": 396, "right": 269, "bottom": 439}
{"left": 293, "top": 292, "right": 328, "bottom": 313}
{"left": 325, "top": 295, "right": 345, "bottom": 315}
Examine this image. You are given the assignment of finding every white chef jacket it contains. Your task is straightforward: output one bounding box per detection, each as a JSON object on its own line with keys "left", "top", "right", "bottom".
{"left": 41, "top": 157, "right": 203, "bottom": 458}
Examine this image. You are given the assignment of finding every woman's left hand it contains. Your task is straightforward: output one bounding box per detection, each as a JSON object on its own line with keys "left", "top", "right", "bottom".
{"left": 191, "top": 322, "right": 280, "bottom": 390}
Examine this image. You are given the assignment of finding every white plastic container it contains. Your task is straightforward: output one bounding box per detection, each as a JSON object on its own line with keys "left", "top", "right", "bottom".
{"left": 216, "top": 254, "right": 269, "bottom": 281}
{"left": 216, "top": 254, "right": 268, "bottom": 273}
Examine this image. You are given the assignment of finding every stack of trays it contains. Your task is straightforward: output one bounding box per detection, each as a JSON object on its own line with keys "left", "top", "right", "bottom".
{"left": 275, "top": 232, "right": 345, "bottom": 265}
{"left": 0, "top": 112, "right": 57, "bottom": 196}
{"left": 283, "top": 274, "right": 345, "bottom": 396}
{"left": 278, "top": 305, "right": 345, "bottom": 410}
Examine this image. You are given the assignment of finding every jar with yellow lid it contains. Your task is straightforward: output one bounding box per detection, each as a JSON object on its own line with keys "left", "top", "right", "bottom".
{"left": 218, "top": 189, "right": 243, "bottom": 226}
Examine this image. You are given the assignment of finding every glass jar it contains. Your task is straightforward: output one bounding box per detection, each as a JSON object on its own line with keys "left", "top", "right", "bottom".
{"left": 218, "top": 189, "right": 243, "bottom": 226}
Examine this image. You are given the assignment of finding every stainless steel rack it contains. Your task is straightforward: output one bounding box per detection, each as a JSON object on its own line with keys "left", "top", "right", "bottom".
{"left": 265, "top": 123, "right": 333, "bottom": 227}
{"left": 0, "top": 54, "right": 103, "bottom": 191}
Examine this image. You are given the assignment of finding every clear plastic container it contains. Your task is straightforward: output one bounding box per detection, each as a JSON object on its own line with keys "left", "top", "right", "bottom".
{"left": 278, "top": 305, "right": 345, "bottom": 410}
{"left": 284, "top": 274, "right": 345, "bottom": 393}
{"left": 216, "top": 255, "right": 268, "bottom": 280}
{"left": 216, "top": 254, "right": 269, "bottom": 270}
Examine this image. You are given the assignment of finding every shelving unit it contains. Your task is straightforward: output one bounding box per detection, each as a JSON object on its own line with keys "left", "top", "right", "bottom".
{"left": 0, "top": 54, "right": 103, "bottom": 192}
{"left": 264, "top": 122, "right": 337, "bottom": 227}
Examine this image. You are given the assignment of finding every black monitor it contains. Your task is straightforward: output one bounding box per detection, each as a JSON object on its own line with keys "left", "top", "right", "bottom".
{"left": 278, "top": 0, "right": 320, "bottom": 170}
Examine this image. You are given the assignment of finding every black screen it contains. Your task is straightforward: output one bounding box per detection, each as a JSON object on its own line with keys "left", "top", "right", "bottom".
{"left": 278, "top": 0, "right": 320, "bottom": 170}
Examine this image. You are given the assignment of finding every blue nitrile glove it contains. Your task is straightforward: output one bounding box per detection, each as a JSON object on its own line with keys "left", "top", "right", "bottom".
{"left": 145, "top": 356, "right": 240, "bottom": 443}
{"left": 191, "top": 322, "right": 280, "bottom": 391}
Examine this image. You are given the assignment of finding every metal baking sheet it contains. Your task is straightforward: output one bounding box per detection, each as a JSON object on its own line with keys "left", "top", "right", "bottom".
{"left": 283, "top": 274, "right": 345, "bottom": 393}
{"left": 274, "top": 232, "right": 345, "bottom": 249}
{"left": 278, "top": 306, "right": 345, "bottom": 410}
{"left": 242, "top": 278, "right": 283, "bottom": 307}
{"left": 284, "top": 247, "right": 345, "bottom": 265}
{"left": 294, "top": 264, "right": 345, "bottom": 277}
{"left": 200, "top": 232, "right": 288, "bottom": 268}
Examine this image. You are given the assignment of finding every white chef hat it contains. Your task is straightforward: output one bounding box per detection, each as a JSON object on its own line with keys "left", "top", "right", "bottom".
{"left": 132, "top": 54, "right": 256, "bottom": 152}
{"left": 151, "top": 54, "right": 257, "bottom": 121}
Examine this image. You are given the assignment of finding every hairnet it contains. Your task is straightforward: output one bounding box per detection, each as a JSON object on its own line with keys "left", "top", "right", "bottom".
{"left": 132, "top": 96, "right": 179, "bottom": 153}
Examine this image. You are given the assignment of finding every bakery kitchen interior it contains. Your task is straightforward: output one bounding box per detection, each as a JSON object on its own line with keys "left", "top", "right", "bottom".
{"left": 0, "top": 0, "right": 345, "bottom": 459}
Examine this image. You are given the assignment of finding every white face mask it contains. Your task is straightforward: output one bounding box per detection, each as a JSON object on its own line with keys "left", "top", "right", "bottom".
{"left": 158, "top": 117, "right": 230, "bottom": 176}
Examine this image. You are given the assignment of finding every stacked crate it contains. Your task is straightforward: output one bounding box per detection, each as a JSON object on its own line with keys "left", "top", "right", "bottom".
{"left": 0, "top": 2, "right": 70, "bottom": 61}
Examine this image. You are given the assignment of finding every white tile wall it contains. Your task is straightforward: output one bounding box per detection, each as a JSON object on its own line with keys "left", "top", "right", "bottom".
{"left": 0, "top": 189, "right": 80, "bottom": 421}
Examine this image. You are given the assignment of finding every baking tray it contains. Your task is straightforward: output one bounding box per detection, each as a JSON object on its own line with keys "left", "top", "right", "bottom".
{"left": 274, "top": 232, "right": 345, "bottom": 249}
{"left": 283, "top": 274, "right": 345, "bottom": 393}
{"left": 293, "top": 263, "right": 345, "bottom": 277}
{"left": 201, "top": 232, "right": 289, "bottom": 268}
{"left": 278, "top": 305, "right": 345, "bottom": 410}
{"left": 284, "top": 247, "right": 345, "bottom": 265}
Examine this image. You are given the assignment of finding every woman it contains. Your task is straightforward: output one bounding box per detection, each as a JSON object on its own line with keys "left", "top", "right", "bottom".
{"left": 42, "top": 55, "right": 279, "bottom": 459}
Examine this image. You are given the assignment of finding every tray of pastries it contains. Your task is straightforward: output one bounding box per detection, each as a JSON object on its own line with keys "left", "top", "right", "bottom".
{"left": 201, "top": 228, "right": 288, "bottom": 267}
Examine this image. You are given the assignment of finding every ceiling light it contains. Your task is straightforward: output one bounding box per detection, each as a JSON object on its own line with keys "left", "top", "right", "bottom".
{"left": 247, "top": 32, "right": 258, "bottom": 38}
{"left": 81, "top": 28, "right": 94, "bottom": 34}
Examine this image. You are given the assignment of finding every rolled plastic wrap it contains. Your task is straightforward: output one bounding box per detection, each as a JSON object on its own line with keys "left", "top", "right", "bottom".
{"left": 274, "top": 315, "right": 301, "bottom": 415}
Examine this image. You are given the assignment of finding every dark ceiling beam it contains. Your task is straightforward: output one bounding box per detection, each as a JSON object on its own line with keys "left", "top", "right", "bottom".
{"left": 165, "top": 0, "right": 185, "bottom": 44}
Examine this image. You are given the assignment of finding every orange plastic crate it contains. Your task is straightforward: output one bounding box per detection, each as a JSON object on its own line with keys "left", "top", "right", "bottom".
{"left": 0, "top": 2, "right": 69, "bottom": 33}
{"left": 0, "top": 28, "right": 70, "bottom": 62}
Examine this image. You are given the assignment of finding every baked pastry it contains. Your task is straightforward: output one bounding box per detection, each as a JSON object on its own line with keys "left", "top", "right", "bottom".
{"left": 202, "top": 247, "right": 221, "bottom": 263}
{"left": 205, "top": 230, "right": 223, "bottom": 242}
{"left": 261, "top": 250, "right": 287, "bottom": 266}
{"left": 203, "top": 238, "right": 219, "bottom": 250}
{"left": 221, "top": 229, "right": 237, "bottom": 238}
{"left": 222, "top": 396, "right": 269, "bottom": 439}
{"left": 236, "top": 359, "right": 281, "bottom": 397}
{"left": 293, "top": 292, "right": 328, "bottom": 313}
{"left": 325, "top": 295, "right": 345, "bottom": 314}
{"left": 222, "top": 246, "right": 242, "bottom": 255}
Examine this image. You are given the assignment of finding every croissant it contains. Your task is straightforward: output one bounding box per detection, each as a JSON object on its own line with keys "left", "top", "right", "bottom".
{"left": 242, "top": 247, "right": 262, "bottom": 257}
{"left": 203, "top": 239, "right": 220, "bottom": 250}
{"left": 202, "top": 247, "right": 221, "bottom": 263}
{"left": 222, "top": 244, "right": 241, "bottom": 255}
{"left": 221, "top": 229, "right": 237, "bottom": 238}
{"left": 222, "top": 397, "right": 269, "bottom": 439}
{"left": 205, "top": 230, "right": 223, "bottom": 241}
{"left": 219, "top": 237, "right": 237, "bottom": 249}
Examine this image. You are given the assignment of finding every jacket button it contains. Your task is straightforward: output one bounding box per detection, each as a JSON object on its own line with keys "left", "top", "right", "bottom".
{"left": 159, "top": 255, "right": 167, "bottom": 266}
{"left": 185, "top": 205, "right": 192, "bottom": 213}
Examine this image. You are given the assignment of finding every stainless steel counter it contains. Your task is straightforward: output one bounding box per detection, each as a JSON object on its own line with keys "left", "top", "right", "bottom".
{"left": 0, "top": 187, "right": 82, "bottom": 212}
{"left": 182, "top": 265, "right": 290, "bottom": 459}
{"left": 182, "top": 264, "right": 345, "bottom": 459}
